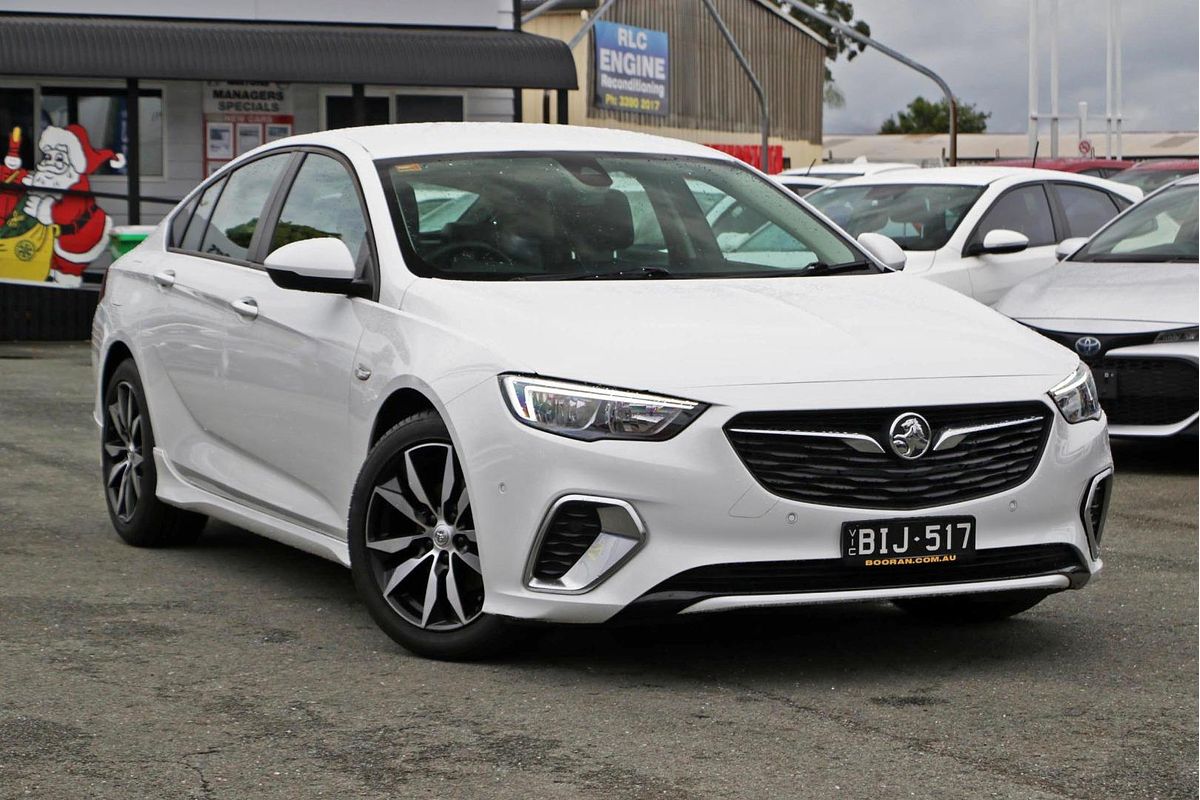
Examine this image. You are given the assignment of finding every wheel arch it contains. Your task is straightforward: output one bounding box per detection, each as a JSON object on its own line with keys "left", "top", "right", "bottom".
{"left": 369, "top": 386, "right": 440, "bottom": 447}
{"left": 99, "top": 339, "right": 136, "bottom": 400}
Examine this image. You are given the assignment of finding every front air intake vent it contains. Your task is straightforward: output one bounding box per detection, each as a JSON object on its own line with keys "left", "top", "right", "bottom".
{"left": 532, "top": 501, "right": 603, "bottom": 581}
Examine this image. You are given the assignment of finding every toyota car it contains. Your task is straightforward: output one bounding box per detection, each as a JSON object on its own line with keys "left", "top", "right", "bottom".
{"left": 93, "top": 124, "right": 1112, "bottom": 660}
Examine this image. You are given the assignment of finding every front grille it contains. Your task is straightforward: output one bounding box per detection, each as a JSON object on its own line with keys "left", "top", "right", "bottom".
{"left": 725, "top": 402, "right": 1052, "bottom": 510}
{"left": 531, "top": 501, "right": 602, "bottom": 581}
{"left": 1091, "top": 358, "right": 1198, "bottom": 426}
{"left": 646, "top": 544, "right": 1085, "bottom": 598}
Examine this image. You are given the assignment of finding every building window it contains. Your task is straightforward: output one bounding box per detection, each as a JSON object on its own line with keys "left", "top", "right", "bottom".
{"left": 395, "top": 95, "right": 463, "bottom": 123}
{"left": 40, "top": 87, "right": 164, "bottom": 177}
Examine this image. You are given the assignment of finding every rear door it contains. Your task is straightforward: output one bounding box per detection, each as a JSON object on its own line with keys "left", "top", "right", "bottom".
{"left": 149, "top": 152, "right": 295, "bottom": 484}
{"left": 1049, "top": 181, "right": 1126, "bottom": 239}
{"left": 216, "top": 150, "right": 375, "bottom": 535}
{"left": 962, "top": 183, "right": 1060, "bottom": 305}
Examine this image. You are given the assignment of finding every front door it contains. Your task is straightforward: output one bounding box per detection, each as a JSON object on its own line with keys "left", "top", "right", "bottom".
{"left": 964, "top": 183, "right": 1060, "bottom": 305}
{"left": 216, "top": 151, "right": 374, "bottom": 536}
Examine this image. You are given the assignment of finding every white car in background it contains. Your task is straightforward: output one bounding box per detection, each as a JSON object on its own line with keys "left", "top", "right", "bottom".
{"left": 995, "top": 175, "right": 1198, "bottom": 438}
{"left": 806, "top": 167, "right": 1143, "bottom": 305}
{"left": 771, "top": 174, "right": 834, "bottom": 197}
{"left": 92, "top": 124, "right": 1112, "bottom": 660}
{"left": 782, "top": 158, "right": 919, "bottom": 181}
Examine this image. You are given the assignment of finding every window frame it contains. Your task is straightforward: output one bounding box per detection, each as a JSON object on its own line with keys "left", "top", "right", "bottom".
{"left": 964, "top": 181, "right": 1059, "bottom": 254}
{"left": 37, "top": 82, "right": 167, "bottom": 180}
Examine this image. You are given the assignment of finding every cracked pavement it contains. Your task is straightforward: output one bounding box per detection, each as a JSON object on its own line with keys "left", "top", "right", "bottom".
{"left": 0, "top": 343, "right": 1196, "bottom": 799}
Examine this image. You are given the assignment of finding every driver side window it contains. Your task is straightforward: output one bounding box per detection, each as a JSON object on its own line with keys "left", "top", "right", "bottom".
{"left": 269, "top": 153, "right": 372, "bottom": 273}
{"left": 974, "top": 184, "right": 1056, "bottom": 248}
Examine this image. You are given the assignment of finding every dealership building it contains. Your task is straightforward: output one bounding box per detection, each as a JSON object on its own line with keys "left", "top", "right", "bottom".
{"left": 520, "top": 0, "right": 827, "bottom": 171}
{"left": 0, "top": 0, "right": 825, "bottom": 339}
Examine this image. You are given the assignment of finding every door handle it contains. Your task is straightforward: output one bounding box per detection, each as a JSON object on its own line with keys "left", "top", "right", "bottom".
{"left": 153, "top": 269, "right": 176, "bottom": 288}
{"left": 230, "top": 297, "right": 259, "bottom": 319}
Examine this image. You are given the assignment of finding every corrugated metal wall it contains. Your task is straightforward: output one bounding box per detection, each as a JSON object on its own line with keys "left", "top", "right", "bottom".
{"left": 587, "top": 0, "right": 824, "bottom": 143}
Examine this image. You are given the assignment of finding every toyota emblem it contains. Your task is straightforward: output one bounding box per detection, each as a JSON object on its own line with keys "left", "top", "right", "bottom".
{"left": 1075, "top": 336, "right": 1102, "bottom": 357}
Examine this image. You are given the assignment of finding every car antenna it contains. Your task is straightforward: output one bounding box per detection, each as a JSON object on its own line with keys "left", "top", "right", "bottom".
{"left": 1031, "top": 141, "right": 1040, "bottom": 169}
{"left": 804, "top": 158, "right": 816, "bottom": 176}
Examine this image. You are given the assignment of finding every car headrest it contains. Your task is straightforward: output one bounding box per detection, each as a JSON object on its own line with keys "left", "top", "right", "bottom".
{"left": 562, "top": 189, "right": 635, "bottom": 253}
{"left": 393, "top": 182, "right": 420, "bottom": 243}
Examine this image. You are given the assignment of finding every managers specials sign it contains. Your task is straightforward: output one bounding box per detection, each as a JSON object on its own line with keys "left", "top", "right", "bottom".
{"left": 593, "top": 21, "right": 669, "bottom": 116}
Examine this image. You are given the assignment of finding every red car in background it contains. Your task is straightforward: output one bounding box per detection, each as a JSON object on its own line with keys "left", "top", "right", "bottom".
{"left": 1110, "top": 159, "right": 1200, "bottom": 193}
{"left": 992, "top": 157, "right": 1134, "bottom": 178}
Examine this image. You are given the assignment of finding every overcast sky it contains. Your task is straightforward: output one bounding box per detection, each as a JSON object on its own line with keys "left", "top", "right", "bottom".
{"left": 823, "top": 0, "right": 1199, "bottom": 134}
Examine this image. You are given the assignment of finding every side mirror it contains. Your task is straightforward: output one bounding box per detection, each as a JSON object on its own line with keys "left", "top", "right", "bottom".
{"left": 1055, "top": 237, "right": 1089, "bottom": 261}
{"left": 264, "top": 237, "right": 358, "bottom": 293}
{"left": 857, "top": 232, "right": 907, "bottom": 270}
{"left": 976, "top": 229, "right": 1030, "bottom": 255}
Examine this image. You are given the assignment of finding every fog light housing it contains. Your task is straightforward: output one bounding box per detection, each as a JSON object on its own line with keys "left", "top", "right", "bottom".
{"left": 1080, "top": 468, "right": 1113, "bottom": 559}
{"left": 526, "top": 495, "right": 646, "bottom": 593}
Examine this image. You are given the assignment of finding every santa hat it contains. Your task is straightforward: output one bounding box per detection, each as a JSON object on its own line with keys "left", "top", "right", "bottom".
{"left": 39, "top": 123, "right": 126, "bottom": 174}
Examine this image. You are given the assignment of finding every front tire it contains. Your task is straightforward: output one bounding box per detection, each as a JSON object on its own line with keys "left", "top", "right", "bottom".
{"left": 348, "top": 411, "right": 515, "bottom": 661}
{"left": 101, "top": 359, "right": 206, "bottom": 547}
{"left": 893, "top": 589, "right": 1052, "bottom": 622}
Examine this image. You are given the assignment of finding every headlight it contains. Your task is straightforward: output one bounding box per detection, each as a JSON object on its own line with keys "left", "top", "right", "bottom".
{"left": 1048, "top": 363, "right": 1102, "bottom": 424}
{"left": 500, "top": 375, "right": 707, "bottom": 441}
{"left": 1154, "top": 327, "right": 1198, "bottom": 344}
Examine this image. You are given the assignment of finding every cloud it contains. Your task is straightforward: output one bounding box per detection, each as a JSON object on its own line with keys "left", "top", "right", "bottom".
{"left": 824, "top": 0, "right": 1199, "bottom": 133}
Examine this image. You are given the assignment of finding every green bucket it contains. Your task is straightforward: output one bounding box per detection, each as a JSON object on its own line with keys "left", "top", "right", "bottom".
{"left": 108, "top": 225, "right": 156, "bottom": 259}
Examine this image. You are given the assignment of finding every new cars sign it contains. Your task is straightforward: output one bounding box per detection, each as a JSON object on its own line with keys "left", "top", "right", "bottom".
{"left": 593, "top": 21, "right": 669, "bottom": 116}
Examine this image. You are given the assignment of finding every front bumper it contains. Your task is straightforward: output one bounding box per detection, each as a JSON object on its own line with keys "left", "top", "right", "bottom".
{"left": 446, "top": 375, "right": 1112, "bottom": 624}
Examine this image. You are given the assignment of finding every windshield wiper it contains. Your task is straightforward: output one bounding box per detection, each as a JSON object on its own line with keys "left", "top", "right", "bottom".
{"left": 512, "top": 266, "right": 675, "bottom": 281}
{"left": 801, "top": 259, "right": 876, "bottom": 276}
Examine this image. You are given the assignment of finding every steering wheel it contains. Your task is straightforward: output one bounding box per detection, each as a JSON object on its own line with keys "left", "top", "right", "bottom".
{"left": 426, "top": 241, "right": 513, "bottom": 269}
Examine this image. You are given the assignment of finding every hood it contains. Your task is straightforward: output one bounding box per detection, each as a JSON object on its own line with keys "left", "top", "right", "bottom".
{"left": 994, "top": 262, "right": 1199, "bottom": 328}
{"left": 402, "top": 272, "right": 1076, "bottom": 395}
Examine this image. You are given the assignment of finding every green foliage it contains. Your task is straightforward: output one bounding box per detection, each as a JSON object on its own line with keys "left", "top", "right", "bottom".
{"left": 783, "top": 1, "right": 871, "bottom": 106}
{"left": 879, "top": 96, "right": 991, "bottom": 134}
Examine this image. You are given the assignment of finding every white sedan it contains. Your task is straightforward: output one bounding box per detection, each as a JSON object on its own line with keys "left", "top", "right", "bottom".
{"left": 807, "top": 167, "right": 1143, "bottom": 304}
{"left": 93, "top": 124, "right": 1112, "bottom": 659}
{"left": 995, "top": 175, "right": 1198, "bottom": 438}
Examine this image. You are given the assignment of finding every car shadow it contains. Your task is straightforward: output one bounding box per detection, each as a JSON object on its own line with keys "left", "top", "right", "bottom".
{"left": 187, "top": 521, "right": 1089, "bottom": 685}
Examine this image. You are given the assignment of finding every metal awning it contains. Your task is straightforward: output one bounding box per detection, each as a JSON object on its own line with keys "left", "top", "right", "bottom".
{"left": 0, "top": 14, "right": 578, "bottom": 89}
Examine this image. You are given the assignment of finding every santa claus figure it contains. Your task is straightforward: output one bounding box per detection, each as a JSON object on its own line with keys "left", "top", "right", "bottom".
{"left": 22, "top": 124, "right": 124, "bottom": 287}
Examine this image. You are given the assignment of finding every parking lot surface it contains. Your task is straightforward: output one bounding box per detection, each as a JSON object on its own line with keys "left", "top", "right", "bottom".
{"left": 0, "top": 342, "right": 1196, "bottom": 800}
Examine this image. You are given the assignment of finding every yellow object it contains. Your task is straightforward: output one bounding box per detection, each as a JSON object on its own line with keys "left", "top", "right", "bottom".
{"left": 0, "top": 214, "right": 57, "bottom": 283}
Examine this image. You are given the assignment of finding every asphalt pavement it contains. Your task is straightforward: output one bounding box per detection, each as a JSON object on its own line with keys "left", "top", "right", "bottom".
{"left": 0, "top": 342, "right": 1196, "bottom": 800}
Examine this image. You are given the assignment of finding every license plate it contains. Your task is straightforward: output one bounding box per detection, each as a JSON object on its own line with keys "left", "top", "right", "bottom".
{"left": 841, "top": 516, "right": 975, "bottom": 566}
{"left": 1096, "top": 368, "right": 1119, "bottom": 400}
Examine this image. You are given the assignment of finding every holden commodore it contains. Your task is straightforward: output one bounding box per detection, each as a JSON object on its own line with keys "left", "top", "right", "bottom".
{"left": 93, "top": 124, "right": 1113, "bottom": 660}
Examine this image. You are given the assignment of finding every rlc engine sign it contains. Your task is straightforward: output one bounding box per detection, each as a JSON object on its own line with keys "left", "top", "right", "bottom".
{"left": 593, "top": 21, "right": 669, "bottom": 116}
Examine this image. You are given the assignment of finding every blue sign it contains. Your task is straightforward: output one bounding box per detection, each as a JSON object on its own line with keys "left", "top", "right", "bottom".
{"left": 593, "top": 21, "right": 669, "bottom": 116}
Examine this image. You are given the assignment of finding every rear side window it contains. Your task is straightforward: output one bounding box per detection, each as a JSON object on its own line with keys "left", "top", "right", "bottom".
{"left": 1056, "top": 184, "right": 1120, "bottom": 237}
{"left": 199, "top": 154, "right": 291, "bottom": 260}
{"left": 268, "top": 153, "right": 371, "bottom": 268}
{"left": 976, "top": 185, "right": 1056, "bottom": 247}
{"left": 169, "top": 196, "right": 198, "bottom": 247}
{"left": 179, "top": 178, "right": 225, "bottom": 252}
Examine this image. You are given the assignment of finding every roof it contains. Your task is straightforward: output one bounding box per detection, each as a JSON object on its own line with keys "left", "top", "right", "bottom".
{"left": 794, "top": 162, "right": 918, "bottom": 177}
{"left": 992, "top": 158, "right": 1135, "bottom": 171}
{"left": 285, "top": 122, "right": 741, "bottom": 161}
{"left": 1121, "top": 159, "right": 1200, "bottom": 172}
{"left": 0, "top": 14, "right": 578, "bottom": 89}
{"left": 820, "top": 132, "right": 1199, "bottom": 165}
{"left": 823, "top": 166, "right": 1144, "bottom": 199}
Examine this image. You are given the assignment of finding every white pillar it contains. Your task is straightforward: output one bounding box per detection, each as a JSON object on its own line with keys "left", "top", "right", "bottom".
{"left": 1105, "top": 0, "right": 1114, "bottom": 159}
{"left": 1115, "top": 0, "right": 1123, "bottom": 159}
{"left": 1028, "top": 0, "right": 1039, "bottom": 158}
{"left": 1078, "top": 101, "right": 1088, "bottom": 155}
{"left": 1049, "top": 0, "right": 1059, "bottom": 158}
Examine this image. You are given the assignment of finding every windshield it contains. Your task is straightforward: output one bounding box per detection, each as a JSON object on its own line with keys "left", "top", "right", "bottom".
{"left": 1110, "top": 168, "right": 1197, "bottom": 193}
{"left": 1072, "top": 184, "right": 1198, "bottom": 263}
{"left": 376, "top": 153, "right": 868, "bottom": 280}
{"left": 806, "top": 183, "right": 984, "bottom": 251}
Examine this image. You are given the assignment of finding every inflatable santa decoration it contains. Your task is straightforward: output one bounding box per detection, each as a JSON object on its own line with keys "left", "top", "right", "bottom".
{"left": 22, "top": 124, "right": 124, "bottom": 287}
